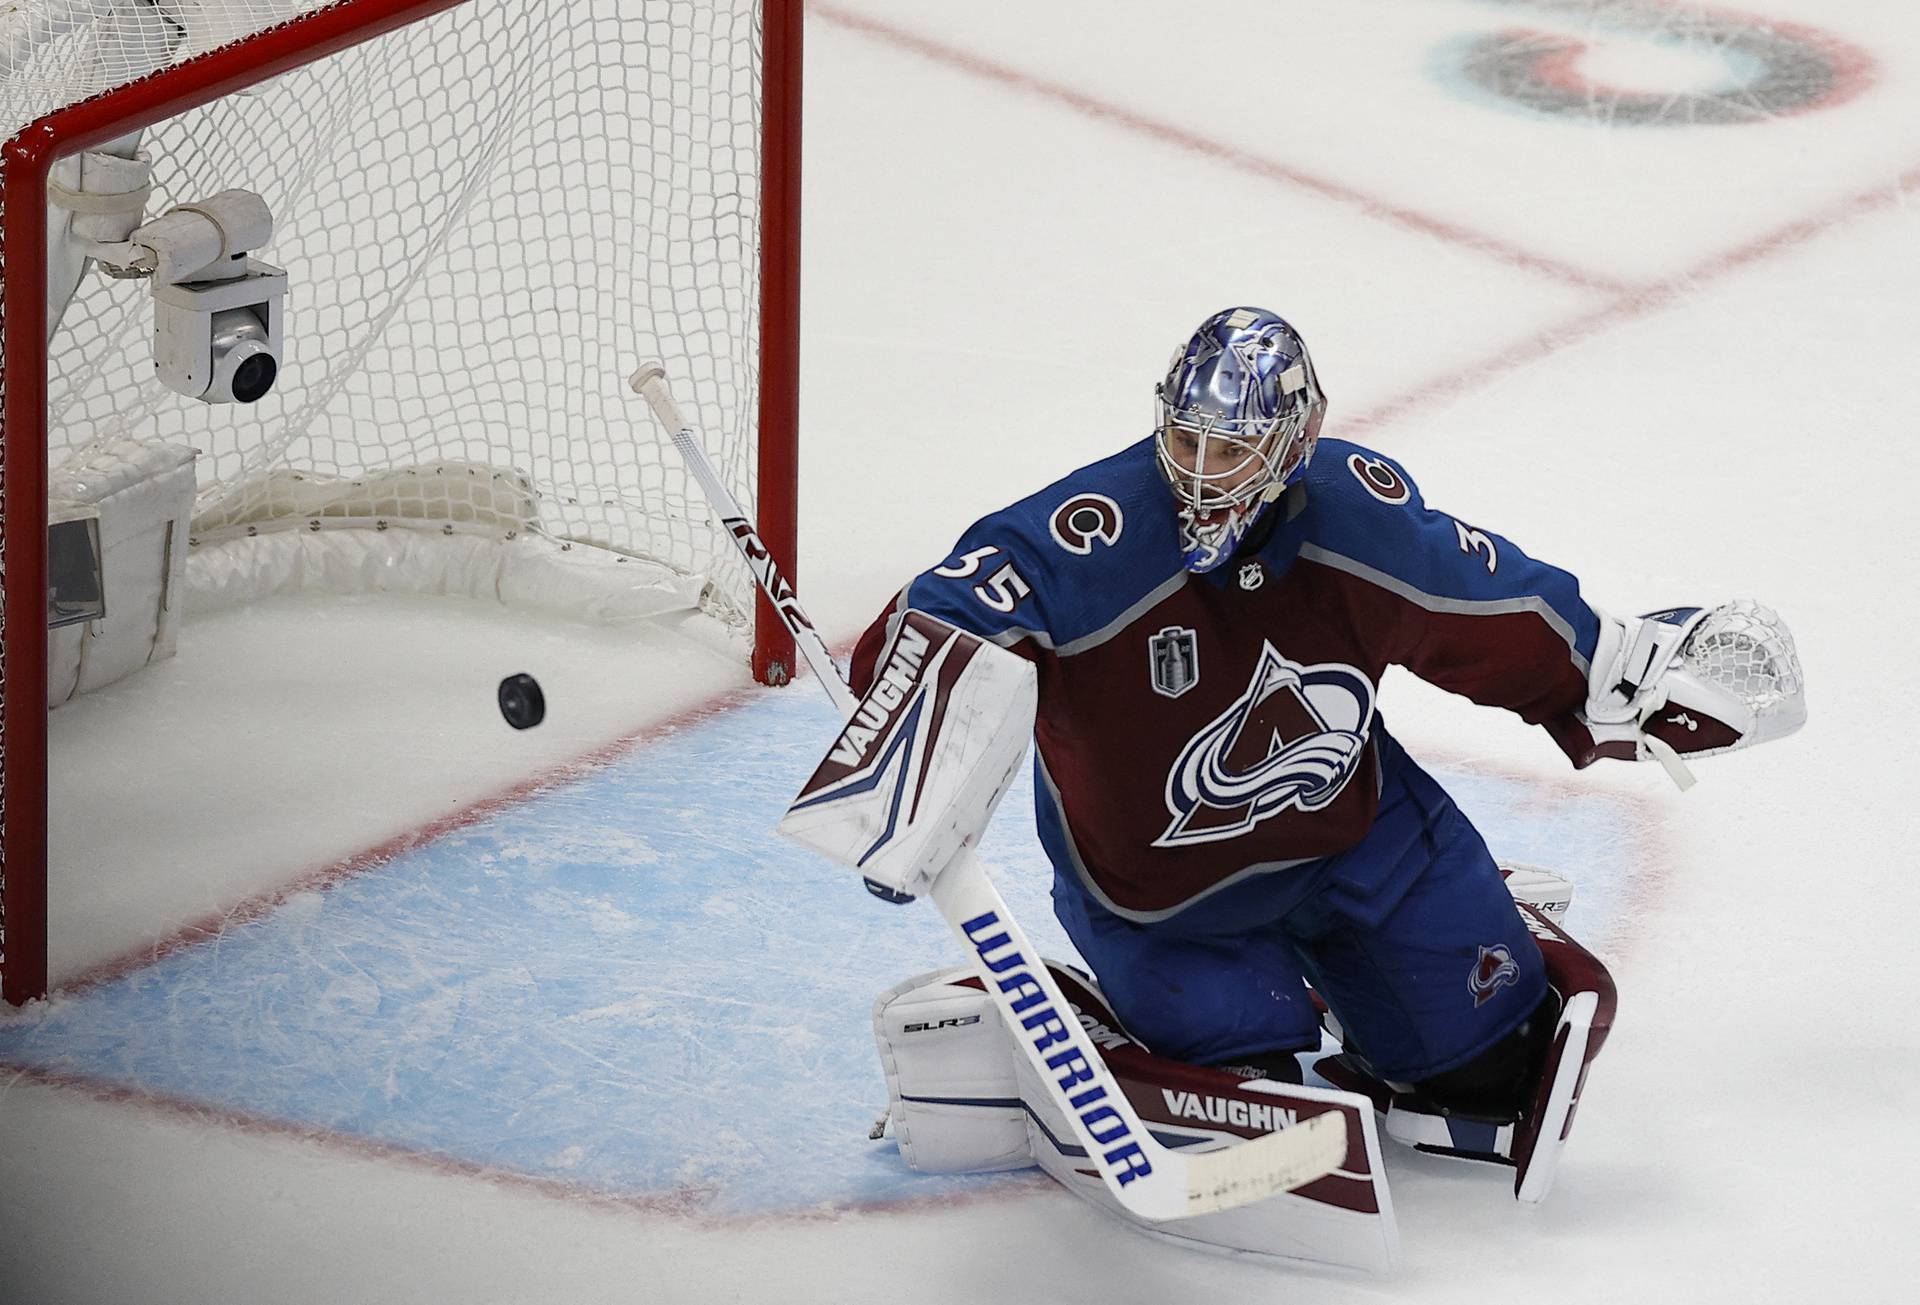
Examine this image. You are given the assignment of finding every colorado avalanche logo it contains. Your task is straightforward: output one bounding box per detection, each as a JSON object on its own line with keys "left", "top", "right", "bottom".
{"left": 1469, "top": 944, "right": 1521, "bottom": 1008}
{"left": 1155, "top": 642, "right": 1376, "bottom": 848}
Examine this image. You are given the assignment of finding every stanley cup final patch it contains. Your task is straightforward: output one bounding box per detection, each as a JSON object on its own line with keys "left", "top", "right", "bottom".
{"left": 1149, "top": 626, "right": 1200, "bottom": 699}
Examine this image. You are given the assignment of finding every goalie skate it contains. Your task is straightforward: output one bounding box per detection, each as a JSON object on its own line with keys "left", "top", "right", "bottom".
{"left": 1315, "top": 899, "right": 1615, "bottom": 1204}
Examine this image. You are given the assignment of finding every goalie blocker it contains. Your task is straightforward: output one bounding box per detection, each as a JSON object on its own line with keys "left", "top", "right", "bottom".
{"left": 779, "top": 610, "right": 1036, "bottom": 904}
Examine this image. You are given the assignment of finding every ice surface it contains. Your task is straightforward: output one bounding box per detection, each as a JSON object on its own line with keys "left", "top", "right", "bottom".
{"left": 5, "top": 1, "right": 1919, "bottom": 1301}
{"left": 0, "top": 691, "right": 1645, "bottom": 1219}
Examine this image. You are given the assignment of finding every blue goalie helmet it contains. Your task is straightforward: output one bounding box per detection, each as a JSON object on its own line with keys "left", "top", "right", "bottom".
{"left": 1154, "top": 307, "right": 1327, "bottom": 573}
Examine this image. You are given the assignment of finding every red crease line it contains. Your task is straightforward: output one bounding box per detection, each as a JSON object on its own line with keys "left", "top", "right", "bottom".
{"left": 0, "top": 1061, "right": 1052, "bottom": 1226}
{"left": 46, "top": 681, "right": 766, "bottom": 999}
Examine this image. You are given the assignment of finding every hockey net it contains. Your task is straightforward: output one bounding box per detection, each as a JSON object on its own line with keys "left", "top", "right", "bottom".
{"left": 1, "top": 0, "right": 802, "bottom": 1002}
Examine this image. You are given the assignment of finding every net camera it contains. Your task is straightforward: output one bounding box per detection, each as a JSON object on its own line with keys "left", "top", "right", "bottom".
{"left": 136, "top": 190, "right": 288, "bottom": 404}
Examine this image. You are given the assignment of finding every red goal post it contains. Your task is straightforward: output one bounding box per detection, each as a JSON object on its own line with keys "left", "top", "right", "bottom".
{"left": 0, "top": 0, "right": 803, "bottom": 1005}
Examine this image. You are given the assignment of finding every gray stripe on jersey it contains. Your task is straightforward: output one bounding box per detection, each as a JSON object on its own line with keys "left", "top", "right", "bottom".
{"left": 1296, "top": 543, "right": 1591, "bottom": 677}
{"left": 964, "top": 568, "right": 1185, "bottom": 656}
{"left": 986, "top": 626, "right": 1049, "bottom": 651}
{"left": 1053, "top": 569, "right": 1190, "bottom": 658}
{"left": 1037, "top": 752, "right": 1380, "bottom": 925}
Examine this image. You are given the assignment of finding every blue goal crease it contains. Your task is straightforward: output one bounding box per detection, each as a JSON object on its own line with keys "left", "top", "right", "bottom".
{"left": 0, "top": 689, "right": 1639, "bottom": 1215}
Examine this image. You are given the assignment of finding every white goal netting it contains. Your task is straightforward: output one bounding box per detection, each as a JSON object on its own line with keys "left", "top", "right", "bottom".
{"left": 2, "top": 0, "right": 789, "bottom": 1002}
{"left": 7, "top": 0, "right": 771, "bottom": 625}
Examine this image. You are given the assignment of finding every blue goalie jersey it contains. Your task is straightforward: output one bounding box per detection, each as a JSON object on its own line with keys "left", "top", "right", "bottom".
{"left": 850, "top": 437, "right": 1603, "bottom": 924}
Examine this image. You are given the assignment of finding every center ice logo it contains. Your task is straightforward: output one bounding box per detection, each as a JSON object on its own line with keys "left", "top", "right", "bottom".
{"left": 1155, "top": 642, "right": 1375, "bottom": 848}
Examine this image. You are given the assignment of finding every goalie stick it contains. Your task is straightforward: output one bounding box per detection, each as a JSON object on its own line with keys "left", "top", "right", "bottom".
{"left": 630, "top": 362, "right": 1348, "bottom": 1222}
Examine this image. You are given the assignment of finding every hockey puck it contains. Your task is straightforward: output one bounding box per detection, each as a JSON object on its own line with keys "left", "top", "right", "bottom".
{"left": 497, "top": 673, "right": 546, "bottom": 730}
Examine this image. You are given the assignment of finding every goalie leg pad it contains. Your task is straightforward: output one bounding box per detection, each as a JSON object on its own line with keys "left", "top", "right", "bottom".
{"left": 1510, "top": 902, "right": 1617, "bottom": 1203}
{"left": 871, "top": 963, "right": 1398, "bottom": 1272}
{"left": 1019, "top": 966, "right": 1398, "bottom": 1274}
{"left": 1499, "top": 861, "right": 1573, "bottom": 920}
{"left": 872, "top": 968, "right": 1033, "bottom": 1174}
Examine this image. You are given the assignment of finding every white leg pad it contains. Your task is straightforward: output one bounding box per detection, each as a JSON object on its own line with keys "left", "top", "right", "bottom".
{"left": 871, "top": 964, "right": 1398, "bottom": 1273}
{"left": 1499, "top": 861, "right": 1573, "bottom": 919}
{"left": 872, "top": 968, "right": 1032, "bottom": 1173}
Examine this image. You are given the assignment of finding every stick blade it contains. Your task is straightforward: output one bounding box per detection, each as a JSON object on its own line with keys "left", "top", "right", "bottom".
{"left": 1178, "top": 1110, "right": 1349, "bottom": 1217}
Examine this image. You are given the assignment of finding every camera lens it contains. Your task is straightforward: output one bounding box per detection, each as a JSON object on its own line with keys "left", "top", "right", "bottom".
{"left": 231, "top": 351, "right": 277, "bottom": 403}
{"left": 205, "top": 308, "right": 278, "bottom": 405}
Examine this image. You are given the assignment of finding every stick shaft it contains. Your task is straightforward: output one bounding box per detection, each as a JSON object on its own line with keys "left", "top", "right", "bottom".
{"left": 668, "top": 428, "right": 856, "bottom": 718}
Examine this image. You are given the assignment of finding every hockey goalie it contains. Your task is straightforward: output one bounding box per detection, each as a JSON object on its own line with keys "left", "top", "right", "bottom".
{"left": 774, "top": 307, "right": 1806, "bottom": 1272}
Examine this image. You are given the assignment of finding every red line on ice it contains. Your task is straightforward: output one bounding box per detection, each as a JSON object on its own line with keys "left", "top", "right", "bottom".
{"left": 808, "top": 2, "right": 1634, "bottom": 296}
{"left": 0, "top": 1062, "right": 1053, "bottom": 1226}
{"left": 1343, "top": 159, "right": 1920, "bottom": 435}
{"left": 47, "top": 681, "right": 766, "bottom": 999}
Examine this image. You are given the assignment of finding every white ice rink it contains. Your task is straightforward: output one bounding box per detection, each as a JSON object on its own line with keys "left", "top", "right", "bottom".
{"left": 4, "top": 1, "right": 1918, "bottom": 1300}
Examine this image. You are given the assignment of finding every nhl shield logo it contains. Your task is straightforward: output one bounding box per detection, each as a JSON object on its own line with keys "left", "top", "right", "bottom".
{"left": 1149, "top": 626, "right": 1199, "bottom": 699}
{"left": 1238, "top": 562, "right": 1265, "bottom": 591}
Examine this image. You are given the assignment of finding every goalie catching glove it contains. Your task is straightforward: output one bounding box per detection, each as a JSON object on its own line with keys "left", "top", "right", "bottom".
{"left": 1547, "top": 599, "right": 1806, "bottom": 789}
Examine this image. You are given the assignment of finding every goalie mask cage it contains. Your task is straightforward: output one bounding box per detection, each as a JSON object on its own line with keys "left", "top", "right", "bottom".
{"left": 0, "top": 0, "right": 803, "bottom": 1004}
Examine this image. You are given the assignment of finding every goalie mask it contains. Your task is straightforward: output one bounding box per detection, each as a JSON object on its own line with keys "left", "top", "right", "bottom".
{"left": 1154, "top": 307, "right": 1327, "bottom": 573}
